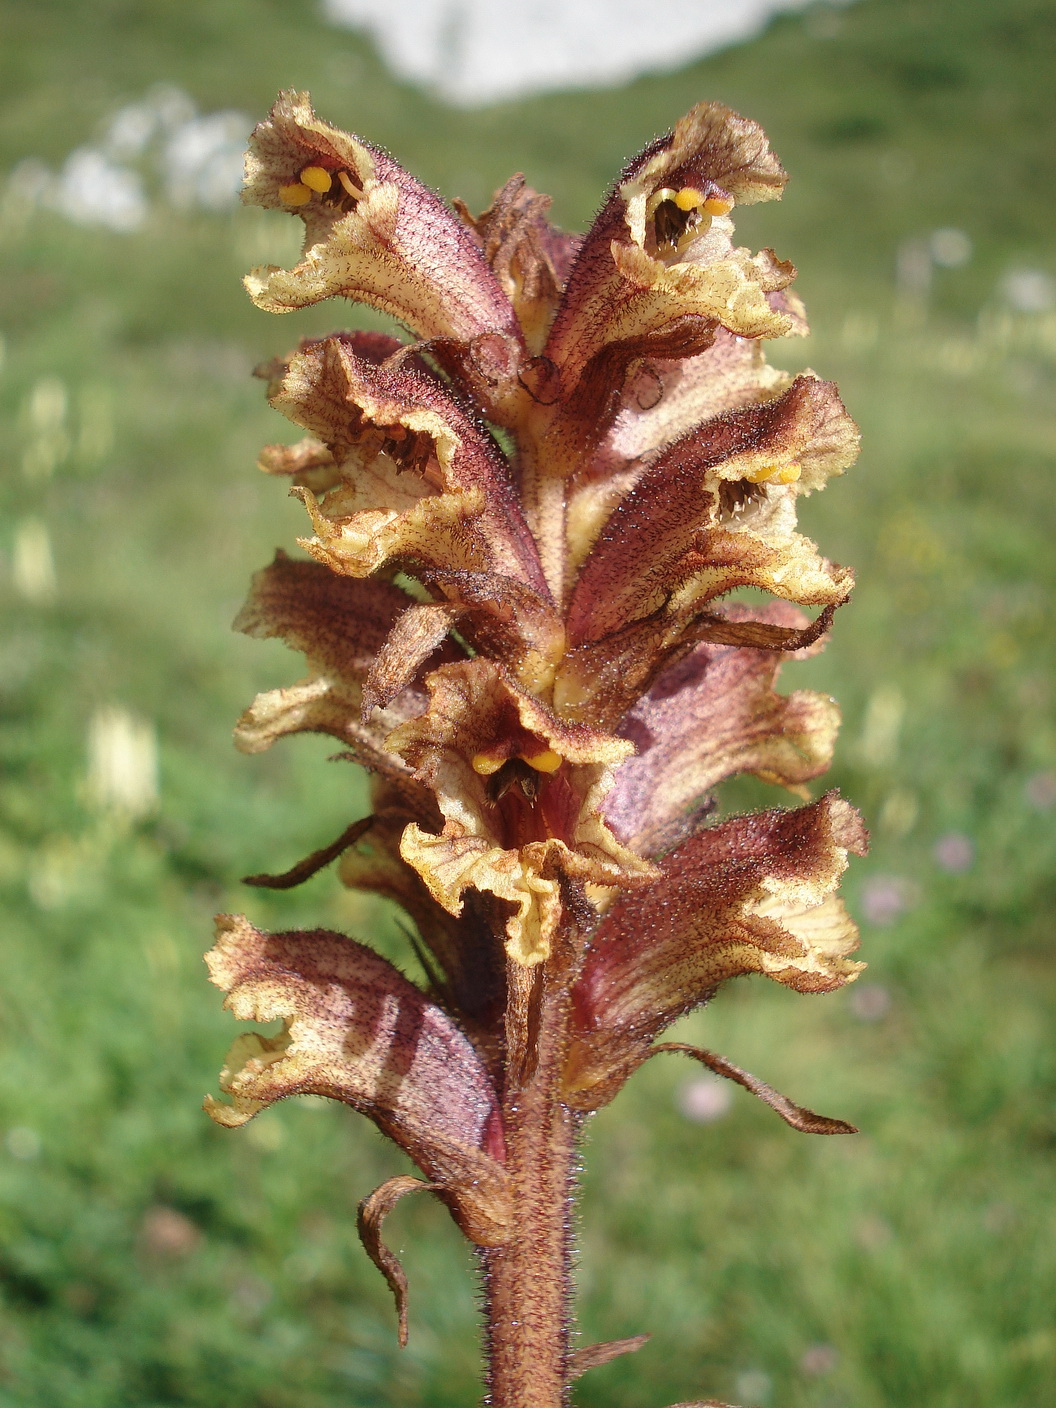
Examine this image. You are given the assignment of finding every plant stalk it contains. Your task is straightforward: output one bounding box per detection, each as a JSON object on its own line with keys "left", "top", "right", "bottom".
{"left": 482, "top": 967, "right": 579, "bottom": 1408}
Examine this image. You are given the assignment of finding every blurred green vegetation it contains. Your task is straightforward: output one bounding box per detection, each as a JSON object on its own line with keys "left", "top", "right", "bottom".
{"left": 1, "top": 0, "right": 1054, "bottom": 1404}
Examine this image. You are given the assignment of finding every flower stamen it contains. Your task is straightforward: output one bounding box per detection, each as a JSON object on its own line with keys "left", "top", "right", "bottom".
{"left": 522, "top": 749, "right": 563, "bottom": 774}
{"left": 337, "top": 169, "right": 365, "bottom": 202}
{"left": 745, "top": 461, "right": 802, "bottom": 485}
{"left": 279, "top": 181, "right": 312, "bottom": 207}
{"left": 647, "top": 185, "right": 735, "bottom": 257}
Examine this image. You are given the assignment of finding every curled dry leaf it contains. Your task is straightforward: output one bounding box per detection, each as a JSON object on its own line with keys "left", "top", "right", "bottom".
{"left": 604, "top": 603, "right": 840, "bottom": 857}
{"left": 356, "top": 1174, "right": 438, "bottom": 1348}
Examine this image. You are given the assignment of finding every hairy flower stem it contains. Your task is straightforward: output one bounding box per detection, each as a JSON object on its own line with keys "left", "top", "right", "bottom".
{"left": 482, "top": 960, "right": 579, "bottom": 1407}
{"left": 210, "top": 93, "right": 869, "bottom": 1408}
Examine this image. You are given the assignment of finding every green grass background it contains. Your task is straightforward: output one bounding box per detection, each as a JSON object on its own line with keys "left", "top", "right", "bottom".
{"left": 1, "top": 0, "right": 1054, "bottom": 1404}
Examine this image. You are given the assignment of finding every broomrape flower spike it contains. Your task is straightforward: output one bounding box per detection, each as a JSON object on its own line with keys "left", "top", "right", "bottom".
{"left": 207, "top": 90, "right": 867, "bottom": 1408}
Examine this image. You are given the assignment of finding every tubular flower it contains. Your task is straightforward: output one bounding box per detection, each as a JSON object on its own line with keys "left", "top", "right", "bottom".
{"left": 207, "top": 93, "right": 867, "bottom": 1406}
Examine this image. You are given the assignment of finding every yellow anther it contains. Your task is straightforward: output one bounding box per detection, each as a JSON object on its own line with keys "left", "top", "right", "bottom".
{"left": 471, "top": 753, "right": 505, "bottom": 776}
{"left": 745, "top": 462, "right": 802, "bottom": 485}
{"left": 745, "top": 463, "right": 780, "bottom": 483}
{"left": 673, "top": 186, "right": 705, "bottom": 212}
{"left": 703, "top": 195, "right": 734, "bottom": 216}
{"left": 299, "top": 165, "right": 333, "bottom": 193}
{"left": 337, "top": 170, "right": 365, "bottom": 201}
{"left": 771, "top": 462, "right": 802, "bottom": 485}
{"left": 522, "top": 749, "right": 563, "bottom": 774}
{"left": 279, "top": 181, "right": 312, "bottom": 207}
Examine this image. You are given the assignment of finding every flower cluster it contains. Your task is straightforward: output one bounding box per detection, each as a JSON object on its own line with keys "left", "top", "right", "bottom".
{"left": 206, "top": 92, "right": 866, "bottom": 1387}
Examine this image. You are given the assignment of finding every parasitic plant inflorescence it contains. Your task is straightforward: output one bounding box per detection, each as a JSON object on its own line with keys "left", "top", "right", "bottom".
{"left": 206, "top": 92, "right": 867, "bottom": 1408}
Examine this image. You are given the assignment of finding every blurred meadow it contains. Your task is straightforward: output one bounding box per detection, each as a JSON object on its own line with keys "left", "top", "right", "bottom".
{"left": 1, "top": 0, "right": 1055, "bottom": 1404}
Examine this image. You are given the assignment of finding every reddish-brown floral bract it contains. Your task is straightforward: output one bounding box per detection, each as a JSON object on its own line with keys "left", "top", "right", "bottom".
{"left": 208, "top": 91, "right": 867, "bottom": 1407}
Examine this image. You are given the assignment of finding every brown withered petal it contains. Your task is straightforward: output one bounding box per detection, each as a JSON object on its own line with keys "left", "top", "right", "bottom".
{"left": 454, "top": 175, "right": 579, "bottom": 355}
{"left": 562, "top": 794, "right": 867, "bottom": 1110}
{"left": 387, "top": 659, "right": 652, "bottom": 966}
{"left": 416, "top": 569, "right": 565, "bottom": 698}
{"left": 580, "top": 315, "right": 798, "bottom": 494}
{"left": 271, "top": 336, "right": 548, "bottom": 591}
{"left": 604, "top": 604, "right": 840, "bottom": 856}
{"left": 566, "top": 376, "right": 859, "bottom": 645}
{"left": 243, "top": 91, "right": 521, "bottom": 349}
{"left": 205, "top": 915, "right": 511, "bottom": 1245}
{"left": 257, "top": 436, "right": 341, "bottom": 496}
{"left": 567, "top": 1334, "right": 652, "bottom": 1380}
{"left": 234, "top": 550, "right": 413, "bottom": 707}
{"left": 357, "top": 1174, "right": 438, "bottom": 1348}
{"left": 666, "top": 516, "right": 854, "bottom": 616}
{"left": 649, "top": 1043, "right": 857, "bottom": 1135}
{"left": 230, "top": 551, "right": 439, "bottom": 805}
{"left": 363, "top": 603, "right": 466, "bottom": 714}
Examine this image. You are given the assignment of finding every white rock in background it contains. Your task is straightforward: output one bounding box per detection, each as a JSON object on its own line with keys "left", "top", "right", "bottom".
{"left": 323, "top": 0, "right": 836, "bottom": 105}
{"left": 9, "top": 85, "right": 251, "bottom": 233}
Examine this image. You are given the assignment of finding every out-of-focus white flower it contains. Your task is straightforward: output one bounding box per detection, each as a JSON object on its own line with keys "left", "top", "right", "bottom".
{"left": 677, "top": 1075, "right": 733, "bottom": 1124}
{"left": 164, "top": 110, "right": 252, "bottom": 212}
{"left": 858, "top": 683, "right": 904, "bottom": 768}
{"left": 12, "top": 518, "right": 57, "bottom": 602}
{"left": 87, "top": 706, "right": 159, "bottom": 819}
{"left": 53, "top": 148, "right": 148, "bottom": 232}
{"left": 7, "top": 85, "right": 250, "bottom": 233}
{"left": 1002, "top": 268, "right": 1056, "bottom": 314}
{"left": 930, "top": 227, "right": 971, "bottom": 268}
{"left": 21, "top": 375, "right": 70, "bottom": 480}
